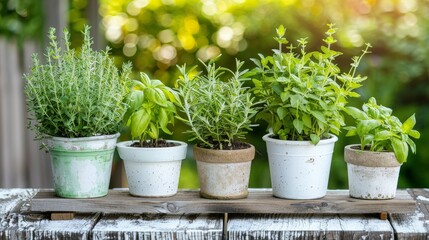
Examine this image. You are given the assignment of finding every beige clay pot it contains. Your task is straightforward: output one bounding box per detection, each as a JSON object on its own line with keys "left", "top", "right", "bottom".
{"left": 344, "top": 144, "right": 402, "bottom": 199}
{"left": 193, "top": 144, "right": 255, "bottom": 199}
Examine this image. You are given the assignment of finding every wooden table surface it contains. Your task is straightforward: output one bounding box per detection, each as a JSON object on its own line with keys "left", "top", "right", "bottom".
{"left": 1, "top": 188, "right": 428, "bottom": 240}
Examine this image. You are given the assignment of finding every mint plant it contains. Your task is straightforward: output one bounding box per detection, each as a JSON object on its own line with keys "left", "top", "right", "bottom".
{"left": 251, "top": 24, "right": 371, "bottom": 144}
{"left": 175, "top": 58, "right": 257, "bottom": 150}
{"left": 345, "top": 97, "right": 420, "bottom": 163}
{"left": 123, "top": 72, "right": 178, "bottom": 147}
{"left": 24, "top": 25, "right": 131, "bottom": 139}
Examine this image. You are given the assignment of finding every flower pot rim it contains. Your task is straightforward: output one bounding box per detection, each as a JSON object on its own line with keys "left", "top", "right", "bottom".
{"left": 46, "top": 132, "right": 120, "bottom": 142}
{"left": 193, "top": 143, "right": 255, "bottom": 163}
{"left": 117, "top": 140, "right": 188, "bottom": 163}
{"left": 344, "top": 144, "right": 401, "bottom": 167}
{"left": 262, "top": 133, "right": 338, "bottom": 145}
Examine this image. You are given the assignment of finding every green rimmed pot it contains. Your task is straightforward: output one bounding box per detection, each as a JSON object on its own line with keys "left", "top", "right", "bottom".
{"left": 45, "top": 133, "right": 119, "bottom": 198}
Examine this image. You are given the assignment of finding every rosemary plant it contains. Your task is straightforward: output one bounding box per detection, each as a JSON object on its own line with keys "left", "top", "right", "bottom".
{"left": 24, "top": 25, "right": 131, "bottom": 138}
{"left": 176, "top": 58, "right": 257, "bottom": 150}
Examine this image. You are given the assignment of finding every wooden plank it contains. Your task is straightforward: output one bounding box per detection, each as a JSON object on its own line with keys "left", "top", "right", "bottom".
{"left": 228, "top": 213, "right": 394, "bottom": 239}
{"left": 0, "top": 212, "right": 100, "bottom": 240}
{"left": 30, "top": 189, "right": 416, "bottom": 215}
{"left": 0, "top": 189, "right": 38, "bottom": 215}
{"left": 390, "top": 189, "right": 429, "bottom": 239}
{"left": 51, "top": 212, "right": 75, "bottom": 220}
{"left": 92, "top": 213, "right": 223, "bottom": 240}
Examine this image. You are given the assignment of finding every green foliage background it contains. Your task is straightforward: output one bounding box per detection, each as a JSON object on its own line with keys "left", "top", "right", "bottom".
{"left": 6, "top": 0, "right": 429, "bottom": 189}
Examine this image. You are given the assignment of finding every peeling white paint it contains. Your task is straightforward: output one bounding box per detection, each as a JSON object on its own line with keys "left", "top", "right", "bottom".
{"left": 416, "top": 195, "right": 429, "bottom": 202}
{"left": 0, "top": 189, "right": 37, "bottom": 214}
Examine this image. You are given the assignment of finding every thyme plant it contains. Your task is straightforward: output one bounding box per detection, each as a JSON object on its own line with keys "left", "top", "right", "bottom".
{"left": 175, "top": 58, "right": 257, "bottom": 150}
{"left": 123, "top": 72, "right": 178, "bottom": 147}
{"left": 345, "top": 97, "right": 420, "bottom": 163}
{"left": 251, "top": 24, "right": 371, "bottom": 144}
{"left": 24, "top": 25, "right": 131, "bottom": 138}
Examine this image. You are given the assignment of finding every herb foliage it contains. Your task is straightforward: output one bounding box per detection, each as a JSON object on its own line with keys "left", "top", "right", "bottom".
{"left": 123, "top": 72, "right": 178, "bottom": 147}
{"left": 175, "top": 58, "right": 257, "bottom": 150}
{"left": 251, "top": 24, "right": 371, "bottom": 144}
{"left": 24, "top": 25, "right": 130, "bottom": 138}
{"left": 345, "top": 97, "right": 420, "bottom": 163}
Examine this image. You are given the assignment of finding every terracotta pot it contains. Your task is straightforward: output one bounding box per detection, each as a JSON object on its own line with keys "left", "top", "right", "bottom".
{"left": 193, "top": 144, "right": 255, "bottom": 199}
{"left": 344, "top": 144, "right": 401, "bottom": 199}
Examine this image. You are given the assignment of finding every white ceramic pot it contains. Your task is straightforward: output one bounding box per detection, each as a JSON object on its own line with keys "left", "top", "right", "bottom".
{"left": 263, "top": 133, "right": 338, "bottom": 199}
{"left": 116, "top": 140, "right": 187, "bottom": 197}
{"left": 344, "top": 144, "right": 401, "bottom": 199}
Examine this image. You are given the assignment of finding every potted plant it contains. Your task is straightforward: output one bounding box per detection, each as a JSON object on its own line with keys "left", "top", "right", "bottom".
{"left": 116, "top": 72, "right": 187, "bottom": 197}
{"left": 344, "top": 97, "right": 420, "bottom": 199}
{"left": 24, "top": 26, "right": 130, "bottom": 198}
{"left": 175, "top": 58, "right": 258, "bottom": 199}
{"left": 250, "top": 24, "right": 371, "bottom": 199}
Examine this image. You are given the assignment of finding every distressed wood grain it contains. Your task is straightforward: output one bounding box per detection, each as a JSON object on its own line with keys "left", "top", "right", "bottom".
{"left": 390, "top": 189, "right": 429, "bottom": 239}
{"left": 30, "top": 189, "right": 416, "bottom": 215}
{"left": 0, "top": 188, "right": 38, "bottom": 215}
{"left": 228, "top": 213, "right": 394, "bottom": 239}
{"left": 92, "top": 213, "right": 223, "bottom": 240}
{"left": 0, "top": 212, "right": 100, "bottom": 240}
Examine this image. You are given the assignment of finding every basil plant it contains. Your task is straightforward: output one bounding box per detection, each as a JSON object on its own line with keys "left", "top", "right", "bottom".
{"left": 123, "top": 72, "right": 179, "bottom": 147}
{"left": 345, "top": 97, "right": 420, "bottom": 163}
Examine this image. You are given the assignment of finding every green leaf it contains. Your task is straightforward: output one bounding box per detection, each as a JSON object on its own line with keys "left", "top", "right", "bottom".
{"left": 127, "top": 90, "right": 144, "bottom": 112}
{"left": 345, "top": 126, "right": 357, "bottom": 136}
{"left": 302, "top": 114, "right": 311, "bottom": 128}
{"left": 139, "top": 72, "right": 151, "bottom": 86}
{"left": 277, "top": 107, "right": 286, "bottom": 119}
{"left": 159, "top": 108, "right": 173, "bottom": 135}
{"left": 392, "top": 137, "right": 408, "bottom": 163}
{"left": 362, "top": 134, "right": 374, "bottom": 147}
{"left": 401, "top": 114, "right": 416, "bottom": 134}
{"left": 348, "top": 92, "right": 360, "bottom": 98}
{"left": 276, "top": 25, "right": 285, "bottom": 37}
{"left": 310, "top": 134, "right": 320, "bottom": 145}
{"left": 408, "top": 129, "right": 420, "bottom": 139}
{"left": 356, "top": 120, "right": 381, "bottom": 137}
{"left": 130, "top": 109, "right": 150, "bottom": 139}
{"left": 293, "top": 119, "right": 304, "bottom": 133}
{"left": 311, "top": 111, "right": 326, "bottom": 123}
{"left": 406, "top": 135, "right": 417, "bottom": 154}
{"left": 345, "top": 107, "right": 367, "bottom": 120}
{"left": 148, "top": 122, "right": 159, "bottom": 139}
{"left": 374, "top": 130, "right": 392, "bottom": 141}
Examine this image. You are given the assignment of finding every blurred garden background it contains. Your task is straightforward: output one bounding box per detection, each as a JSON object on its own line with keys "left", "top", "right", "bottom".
{"left": 0, "top": 0, "right": 427, "bottom": 189}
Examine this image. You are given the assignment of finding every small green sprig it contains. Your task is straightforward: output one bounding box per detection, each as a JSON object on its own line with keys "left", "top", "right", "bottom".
{"left": 123, "top": 72, "right": 178, "bottom": 146}
{"left": 175, "top": 58, "right": 257, "bottom": 150}
{"left": 251, "top": 24, "right": 371, "bottom": 144}
{"left": 24, "top": 25, "right": 131, "bottom": 139}
{"left": 345, "top": 97, "right": 420, "bottom": 163}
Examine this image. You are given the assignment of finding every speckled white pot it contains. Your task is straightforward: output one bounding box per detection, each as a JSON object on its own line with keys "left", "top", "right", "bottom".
{"left": 345, "top": 144, "right": 401, "bottom": 199}
{"left": 263, "top": 133, "right": 338, "bottom": 199}
{"left": 116, "top": 140, "right": 187, "bottom": 197}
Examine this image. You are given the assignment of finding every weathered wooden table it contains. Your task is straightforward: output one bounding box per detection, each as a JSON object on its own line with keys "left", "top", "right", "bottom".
{"left": 1, "top": 188, "right": 428, "bottom": 239}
